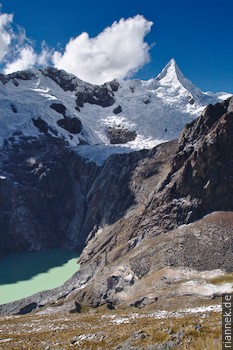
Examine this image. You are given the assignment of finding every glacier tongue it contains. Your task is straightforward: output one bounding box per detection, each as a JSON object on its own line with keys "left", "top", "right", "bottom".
{"left": 0, "top": 62, "right": 231, "bottom": 162}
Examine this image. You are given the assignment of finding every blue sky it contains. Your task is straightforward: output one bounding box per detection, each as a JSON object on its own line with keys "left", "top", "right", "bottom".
{"left": 0, "top": 0, "right": 232, "bottom": 92}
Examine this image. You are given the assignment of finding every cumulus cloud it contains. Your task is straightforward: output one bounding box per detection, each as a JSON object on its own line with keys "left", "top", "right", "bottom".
{"left": 0, "top": 10, "right": 13, "bottom": 60}
{"left": 4, "top": 41, "right": 52, "bottom": 74}
{"left": 4, "top": 46, "right": 37, "bottom": 73}
{"left": 53, "top": 15, "right": 153, "bottom": 84}
{"left": 0, "top": 6, "right": 51, "bottom": 73}
{"left": 37, "top": 42, "right": 52, "bottom": 66}
{"left": 0, "top": 7, "right": 153, "bottom": 83}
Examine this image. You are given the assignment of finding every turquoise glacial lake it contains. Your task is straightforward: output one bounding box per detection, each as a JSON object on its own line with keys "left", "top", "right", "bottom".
{"left": 0, "top": 249, "right": 80, "bottom": 305}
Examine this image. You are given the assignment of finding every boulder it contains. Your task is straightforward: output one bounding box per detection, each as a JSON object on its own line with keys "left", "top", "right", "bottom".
{"left": 57, "top": 117, "right": 82, "bottom": 134}
{"left": 113, "top": 105, "right": 122, "bottom": 114}
{"left": 32, "top": 118, "right": 49, "bottom": 133}
{"left": 107, "top": 126, "right": 137, "bottom": 144}
{"left": 50, "top": 103, "right": 67, "bottom": 117}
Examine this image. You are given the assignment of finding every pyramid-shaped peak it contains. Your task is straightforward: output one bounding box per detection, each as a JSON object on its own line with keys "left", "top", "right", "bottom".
{"left": 167, "top": 58, "right": 177, "bottom": 66}
{"left": 154, "top": 58, "right": 203, "bottom": 99}
{"left": 156, "top": 58, "right": 185, "bottom": 83}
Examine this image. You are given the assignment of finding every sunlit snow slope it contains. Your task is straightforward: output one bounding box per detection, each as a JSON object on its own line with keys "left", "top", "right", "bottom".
{"left": 0, "top": 59, "right": 231, "bottom": 154}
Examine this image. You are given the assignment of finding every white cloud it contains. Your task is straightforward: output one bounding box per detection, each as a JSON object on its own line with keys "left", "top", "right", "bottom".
{"left": 37, "top": 43, "right": 52, "bottom": 66}
{"left": 0, "top": 6, "right": 51, "bottom": 74}
{"left": 0, "top": 11, "right": 13, "bottom": 60}
{"left": 53, "top": 15, "right": 153, "bottom": 84}
{"left": 4, "top": 44, "right": 52, "bottom": 74}
{"left": 4, "top": 46, "right": 37, "bottom": 73}
{"left": 0, "top": 8, "right": 153, "bottom": 82}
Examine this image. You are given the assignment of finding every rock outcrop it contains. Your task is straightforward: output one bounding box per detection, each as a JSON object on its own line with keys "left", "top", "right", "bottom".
{"left": 57, "top": 117, "right": 82, "bottom": 134}
{"left": 113, "top": 105, "right": 122, "bottom": 114}
{"left": 50, "top": 103, "right": 67, "bottom": 117}
{"left": 75, "top": 85, "right": 115, "bottom": 108}
{"left": 106, "top": 126, "right": 137, "bottom": 144}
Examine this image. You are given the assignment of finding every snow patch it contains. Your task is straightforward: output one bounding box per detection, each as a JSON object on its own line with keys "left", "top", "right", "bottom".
{"left": 105, "top": 304, "right": 222, "bottom": 325}
{"left": 179, "top": 280, "right": 233, "bottom": 297}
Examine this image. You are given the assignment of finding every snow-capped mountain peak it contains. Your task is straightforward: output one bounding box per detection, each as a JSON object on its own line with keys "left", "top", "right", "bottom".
{"left": 0, "top": 62, "right": 231, "bottom": 164}
{"left": 156, "top": 58, "right": 183, "bottom": 84}
{"left": 155, "top": 58, "right": 202, "bottom": 98}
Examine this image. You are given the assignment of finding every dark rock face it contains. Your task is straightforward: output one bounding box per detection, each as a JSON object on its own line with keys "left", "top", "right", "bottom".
{"left": 153, "top": 97, "right": 233, "bottom": 226}
{"left": 107, "top": 126, "right": 137, "bottom": 144}
{"left": 57, "top": 117, "right": 82, "bottom": 134}
{"left": 143, "top": 98, "right": 151, "bottom": 105}
{"left": 32, "top": 118, "right": 49, "bottom": 133}
{"left": 11, "top": 104, "right": 17, "bottom": 113}
{"left": 0, "top": 135, "right": 153, "bottom": 255}
{"left": 188, "top": 96, "right": 195, "bottom": 105}
{"left": 78, "top": 149, "right": 152, "bottom": 241}
{"left": 179, "top": 99, "right": 230, "bottom": 147}
{"left": 109, "top": 80, "right": 120, "bottom": 92}
{"left": 75, "top": 85, "right": 115, "bottom": 108}
{"left": 0, "top": 73, "right": 9, "bottom": 84}
{"left": 41, "top": 67, "right": 116, "bottom": 109}
{"left": 8, "top": 70, "right": 37, "bottom": 82}
{"left": 130, "top": 86, "right": 135, "bottom": 93}
{"left": 50, "top": 103, "right": 67, "bottom": 117}
{"left": 0, "top": 136, "right": 78, "bottom": 254}
{"left": 41, "top": 67, "right": 78, "bottom": 92}
{"left": 0, "top": 70, "right": 37, "bottom": 85}
{"left": 32, "top": 118, "right": 59, "bottom": 137}
{"left": 113, "top": 105, "right": 122, "bottom": 115}
{"left": 17, "top": 302, "right": 38, "bottom": 315}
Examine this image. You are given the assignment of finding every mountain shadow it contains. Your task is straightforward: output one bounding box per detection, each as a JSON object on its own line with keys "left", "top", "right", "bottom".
{"left": 0, "top": 135, "right": 167, "bottom": 255}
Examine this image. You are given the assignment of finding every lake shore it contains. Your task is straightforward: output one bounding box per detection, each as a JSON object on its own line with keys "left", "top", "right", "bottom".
{"left": 0, "top": 249, "right": 80, "bottom": 305}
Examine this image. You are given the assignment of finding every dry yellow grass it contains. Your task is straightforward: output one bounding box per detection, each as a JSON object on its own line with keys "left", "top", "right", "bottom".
{"left": 0, "top": 304, "right": 222, "bottom": 349}
{"left": 179, "top": 336, "right": 221, "bottom": 349}
{"left": 210, "top": 272, "right": 233, "bottom": 285}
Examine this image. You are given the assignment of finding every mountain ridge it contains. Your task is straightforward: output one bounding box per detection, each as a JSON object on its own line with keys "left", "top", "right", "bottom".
{"left": 0, "top": 60, "right": 231, "bottom": 163}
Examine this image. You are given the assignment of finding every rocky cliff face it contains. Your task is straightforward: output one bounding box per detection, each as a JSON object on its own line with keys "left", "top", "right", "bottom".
{"left": 0, "top": 133, "right": 158, "bottom": 255}
{"left": 66, "top": 97, "right": 233, "bottom": 309}
{"left": 0, "top": 135, "right": 81, "bottom": 253}
{"left": 141, "top": 96, "right": 233, "bottom": 233}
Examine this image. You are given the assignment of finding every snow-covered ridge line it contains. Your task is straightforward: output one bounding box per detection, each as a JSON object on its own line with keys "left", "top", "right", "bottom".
{"left": 0, "top": 59, "right": 231, "bottom": 163}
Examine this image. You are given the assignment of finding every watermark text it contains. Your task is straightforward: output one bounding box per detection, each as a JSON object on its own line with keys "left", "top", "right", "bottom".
{"left": 222, "top": 294, "right": 233, "bottom": 349}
